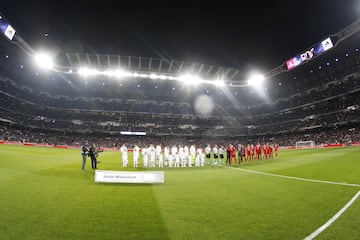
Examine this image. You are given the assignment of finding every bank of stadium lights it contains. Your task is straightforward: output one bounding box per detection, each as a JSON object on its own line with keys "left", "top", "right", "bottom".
{"left": 77, "top": 67, "right": 225, "bottom": 86}
{"left": 29, "top": 52, "right": 238, "bottom": 88}
{"left": 27, "top": 51, "right": 232, "bottom": 87}
{"left": 78, "top": 67, "right": 173, "bottom": 80}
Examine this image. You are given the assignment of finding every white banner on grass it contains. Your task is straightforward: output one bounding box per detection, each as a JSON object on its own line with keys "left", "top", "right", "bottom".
{"left": 95, "top": 170, "right": 164, "bottom": 184}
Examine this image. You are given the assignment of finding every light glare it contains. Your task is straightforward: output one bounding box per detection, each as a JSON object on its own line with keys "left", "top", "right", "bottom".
{"left": 34, "top": 53, "right": 54, "bottom": 70}
{"left": 179, "top": 74, "right": 202, "bottom": 85}
{"left": 247, "top": 74, "right": 265, "bottom": 86}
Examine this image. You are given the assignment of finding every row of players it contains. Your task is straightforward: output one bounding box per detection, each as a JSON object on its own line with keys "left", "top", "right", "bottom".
{"left": 118, "top": 143, "right": 279, "bottom": 168}
{"left": 81, "top": 143, "right": 279, "bottom": 170}
{"left": 229, "top": 143, "right": 279, "bottom": 163}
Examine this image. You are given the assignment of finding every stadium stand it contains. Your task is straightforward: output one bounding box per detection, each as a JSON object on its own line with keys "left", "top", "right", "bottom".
{"left": 0, "top": 29, "right": 359, "bottom": 148}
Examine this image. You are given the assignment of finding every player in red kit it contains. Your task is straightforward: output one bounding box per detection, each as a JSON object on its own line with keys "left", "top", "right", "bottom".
{"left": 268, "top": 144, "right": 273, "bottom": 159}
{"left": 251, "top": 144, "right": 255, "bottom": 161}
{"left": 246, "top": 144, "right": 251, "bottom": 162}
{"left": 265, "top": 143, "right": 272, "bottom": 159}
{"left": 262, "top": 144, "right": 266, "bottom": 160}
{"left": 230, "top": 144, "right": 236, "bottom": 164}
{"left": 255, "top": 143, "right": 262, "bottom": 160}
{"left": 274, "top": 143, "right": 279, "bottom": 159}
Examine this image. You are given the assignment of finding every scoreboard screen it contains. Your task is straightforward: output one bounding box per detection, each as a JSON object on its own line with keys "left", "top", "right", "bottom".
{"left": 286, "top": 37, "right": 334, "bottom": 70}
{"left": 0, "top": 14, "right": 16, "bottom": 40}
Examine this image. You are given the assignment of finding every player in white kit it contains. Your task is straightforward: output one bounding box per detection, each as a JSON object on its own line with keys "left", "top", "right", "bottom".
{"left": 195, "top": 147, "right": 202, "bottom": 167}
{"left": 184, "top": 145, "right": 189, "bottom": 167}
{"left": 120, "top": 144, "right": 128, "bottom": 167}
{"left": 172, "top": 145, "right": 180, "bottom": 167}
{"left": 179, "top": 145, "right": 186, "bottom": 167}
{"left": 213, "top": 144, "right": 218, "bottom": 165}
{"left": 148, "top": 144, "right": 156, "bottom": 167}
{"left": 142, "top": 145, "right": 149, "bottom": 167}
{"left": 164, "top": 146, "right": 170, "bottom": 167}
{"left": 189, "top": 144, "right": 196, "bottom": 167}
{"left": 155, "top": 144, "right": 162, "bottom": 167}
{"left": 133, "top": 144, "right": 140, "bottom": 167}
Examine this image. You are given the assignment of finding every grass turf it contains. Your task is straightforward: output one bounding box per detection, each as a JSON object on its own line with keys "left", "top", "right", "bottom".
{"left": 0, "top": 144, "right": 359, "bottom": 240}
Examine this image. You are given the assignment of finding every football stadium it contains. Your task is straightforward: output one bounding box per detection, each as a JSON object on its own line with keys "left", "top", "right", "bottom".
{"left": 0, "top": 2, "right": 360, "bottom": 240}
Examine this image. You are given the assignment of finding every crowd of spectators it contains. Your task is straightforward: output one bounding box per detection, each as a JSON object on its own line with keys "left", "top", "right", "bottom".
{"left": 0, "top": 70, "right": 359, "bottom": 139}
{"left": 0, "top": 123, "right": 358, "bottom": 148}
{"left": 1, "top": 72, "right": 359, "bottom": 117}
{"left": 0, "top": 42, "right": 359, "bottom": 147}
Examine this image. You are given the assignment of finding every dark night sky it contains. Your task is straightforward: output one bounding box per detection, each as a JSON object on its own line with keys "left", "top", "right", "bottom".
{"left": 1, "top": 0, "right": 360, "bottom": 75}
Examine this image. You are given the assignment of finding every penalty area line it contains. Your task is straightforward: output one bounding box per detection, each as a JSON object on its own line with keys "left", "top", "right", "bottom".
{"left": 303, "top": 190, "right": 360, "bottom": 240}
{"left": 222, "top": 165, "right": 360, "bottom": 187}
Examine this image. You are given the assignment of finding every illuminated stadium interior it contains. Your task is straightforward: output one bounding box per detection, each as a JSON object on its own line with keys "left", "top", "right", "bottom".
{"left": 0, "top": 14, "right": 359, "bottom": 148}
{"left": 2, "top": 3, "right": 360, "bottom": 240}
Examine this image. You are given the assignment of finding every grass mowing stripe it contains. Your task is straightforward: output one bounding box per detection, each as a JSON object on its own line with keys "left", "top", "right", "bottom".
{"left": 303, "top": 190, "right": 360, "bottom": 240}
{"left": 223, "top": 165, "right": 360, "bottom": 187}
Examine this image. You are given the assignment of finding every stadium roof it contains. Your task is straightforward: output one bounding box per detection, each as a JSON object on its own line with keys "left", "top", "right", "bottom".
{"left": 1, "top": 0, "right": 359, "bottom": 80}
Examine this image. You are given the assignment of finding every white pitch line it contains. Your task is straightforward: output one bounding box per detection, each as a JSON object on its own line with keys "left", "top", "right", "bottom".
{"left": 224, "top": 166, "right": 360, "bottom": 187}
{"left": 303, "top": 190, "right": 360, "bottom": 240}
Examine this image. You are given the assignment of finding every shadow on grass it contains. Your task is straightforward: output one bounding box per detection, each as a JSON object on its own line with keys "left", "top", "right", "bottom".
{"left": 31, "top": 163, "right": 171, "bottom": 240}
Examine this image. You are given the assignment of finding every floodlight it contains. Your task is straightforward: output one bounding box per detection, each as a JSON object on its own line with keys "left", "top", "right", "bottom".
{"left": 78, "top": 67, "right": 100, "bottom": 76}
{"left": 247, "top": 74, "right": 265, "bottom": 86}
{"left": 115, "top": 69, "right": 129, "bottom": 78}
{"left": 213, "top": 79, "right": 225, "bottom": 87}
{"left": 179, "top": 74, "right": 202, "bottom": 85}
{"left": 120, "top": 131, "right": 146, "bottom": 136}
{"left": 103, "top": 70, "right": 115, "bottom": 77}
{"left": 34, "top": 52, "right": 54, "bottom": 70}
{"left": 78, "top": 67, "right": 92, "bottom": 76}
{"left": 149, "top": 74, "right": 158, "bottom": 79}
{"left": 139, "top": 73, "right": 148, "bottom": 78}
{"left": 246, "top": 72, "right": 270, "bottom": 102}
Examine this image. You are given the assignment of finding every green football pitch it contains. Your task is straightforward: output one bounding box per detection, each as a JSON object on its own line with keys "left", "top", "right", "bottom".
{"left": 0, "top": 144, "right": 359, "bottom": 240}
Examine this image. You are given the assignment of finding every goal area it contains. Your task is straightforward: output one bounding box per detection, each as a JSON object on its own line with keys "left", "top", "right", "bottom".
{"left": 295, "top": 140, "right": 315, "bottom": 149}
